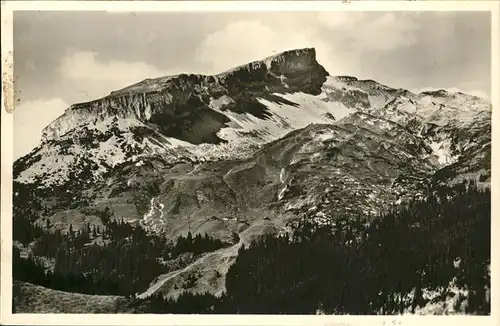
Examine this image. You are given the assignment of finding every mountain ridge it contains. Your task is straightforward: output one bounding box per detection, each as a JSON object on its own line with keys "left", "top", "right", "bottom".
{"left": 41, "top": 48, "right": 328, "bottom": 142}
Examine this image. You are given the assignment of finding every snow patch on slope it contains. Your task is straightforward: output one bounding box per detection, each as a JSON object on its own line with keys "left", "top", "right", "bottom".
{"left": 428, "top": 139, "right": 458, "bottom": 165}
{"left": 399, "top": 277, "right": 471, "bottom": 315}
{"left": 170, "top": 91, "right": 356, "bottom": 163}
{"left": 322, "top": 76, "right": 395, "bottom": 109}
{"left": 17, "top": 117, "right": 168, "bottom": 186}
{"left": 16, "top": 151, "right": 78, "bottom": 185}
{"left": 277, "top": 92, "right": 354, "bottom": 122}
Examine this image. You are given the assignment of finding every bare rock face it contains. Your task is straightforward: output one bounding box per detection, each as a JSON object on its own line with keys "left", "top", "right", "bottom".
{"left": 41, "top": 48, "right": 328, "bottom": 144}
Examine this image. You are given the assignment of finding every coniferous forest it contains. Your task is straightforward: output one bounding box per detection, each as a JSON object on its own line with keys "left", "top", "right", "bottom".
{"left": 13, "top": 214, "right": 232, "bottom": 296}
{"left": 13, "top": 180, "right": 490, "bottom": 314}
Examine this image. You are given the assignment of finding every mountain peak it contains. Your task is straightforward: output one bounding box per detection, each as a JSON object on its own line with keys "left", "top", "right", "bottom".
{"left": 40, "top": 48, "right": 328, "bottom": 143}
{"left": 217, "top": 47, "right": 325, "bottom": 81}
{"left": 420, "top": 89, "right": 449, "bottom": 97}
{"left": 106, "top": 47, "right": 321, "bottom": 98}
{"left": 335, "top": 76, "right": 358, "bottom": 83}
{"left": 221, "top": 47, "right": 318, "bottom": 73}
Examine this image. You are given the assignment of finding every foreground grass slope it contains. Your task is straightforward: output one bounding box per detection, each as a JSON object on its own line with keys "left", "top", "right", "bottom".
{"left": 12, "top": 280, "right": 126, "bottom": 313}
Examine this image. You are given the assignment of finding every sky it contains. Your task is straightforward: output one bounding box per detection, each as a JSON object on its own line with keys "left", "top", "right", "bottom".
{"left": 13, "top": 11, "right": 492, "bottom": 160}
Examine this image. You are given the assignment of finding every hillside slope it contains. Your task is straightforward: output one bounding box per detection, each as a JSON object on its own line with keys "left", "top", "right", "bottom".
{"left": 13, "top": 280, "right": 126, "bottom": 313}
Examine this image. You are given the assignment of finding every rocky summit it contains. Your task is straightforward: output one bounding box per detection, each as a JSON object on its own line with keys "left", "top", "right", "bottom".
{"left": 13, "top": 48, "right": 491, "bottom": 314}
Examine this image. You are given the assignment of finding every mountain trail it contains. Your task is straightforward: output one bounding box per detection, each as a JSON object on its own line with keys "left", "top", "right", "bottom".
{"left": 137, "top": 240, "right": 243, "bottom": 299}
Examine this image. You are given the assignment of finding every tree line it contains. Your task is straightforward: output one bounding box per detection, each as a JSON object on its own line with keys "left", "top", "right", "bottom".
{"left": 13, "top": 180, "right": 490, "bottom": 314}
{"left": 13, "top": 211, "right": 232, "bottom": 296}
{"left": 131, "top": 180, "right": 490, "bottom": 315}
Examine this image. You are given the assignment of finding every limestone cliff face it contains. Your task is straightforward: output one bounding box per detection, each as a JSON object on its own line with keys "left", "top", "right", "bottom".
{"left": 41, "top": 48, "right": 328, "bottom": 143}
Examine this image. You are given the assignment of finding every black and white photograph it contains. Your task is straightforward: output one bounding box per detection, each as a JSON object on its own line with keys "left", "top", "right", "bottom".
{"left": 1, "top": 1, "right": 498, "bottom": 323}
